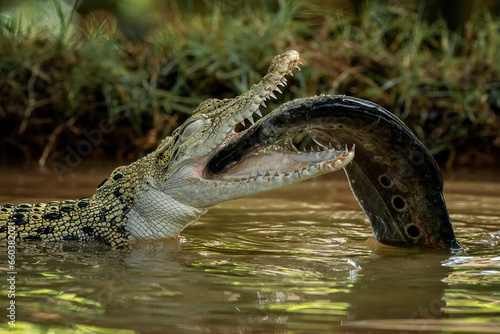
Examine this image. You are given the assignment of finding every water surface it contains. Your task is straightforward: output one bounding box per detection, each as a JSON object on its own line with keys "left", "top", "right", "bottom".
{"left": 1, "top": 167, "right": 499, "bottom": 333}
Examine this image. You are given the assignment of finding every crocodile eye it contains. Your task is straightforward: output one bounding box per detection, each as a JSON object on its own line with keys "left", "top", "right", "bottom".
{"left": 180, "top": 119, "right": 206, "bottom": 141}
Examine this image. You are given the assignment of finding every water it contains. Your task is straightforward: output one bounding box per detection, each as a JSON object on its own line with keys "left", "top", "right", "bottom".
{"left": 1, "top": 167, "right": 499, "bottom": 333}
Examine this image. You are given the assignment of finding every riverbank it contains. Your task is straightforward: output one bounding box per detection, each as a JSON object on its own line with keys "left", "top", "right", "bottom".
{"left": 1, "top": 1, "right": 499, "bottom": 168}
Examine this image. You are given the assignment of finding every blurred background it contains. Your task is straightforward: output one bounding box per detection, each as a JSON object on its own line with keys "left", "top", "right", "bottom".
{"left": 0, "top": 0, "right": 499, "bottom": 170}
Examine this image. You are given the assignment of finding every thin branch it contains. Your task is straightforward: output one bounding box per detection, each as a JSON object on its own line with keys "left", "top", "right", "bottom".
{"left": 38, "top": 117, "right": 77, "bottom": 167}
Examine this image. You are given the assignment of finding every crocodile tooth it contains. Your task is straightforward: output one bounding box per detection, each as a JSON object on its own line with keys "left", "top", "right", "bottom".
{"left": 247, "top": 115, "right": 255, "bottom": 125}
{"left": 274, "top": 171, "right": 279, "bottom": 177}
{"left": 265, "top": 170, "right": 271, "bottom": 177}
{"left": 281, "top": 77, "right": 287, "bottom": 84}
{"left": 274, "top": 87, "right": 282, "bottom": 94}
{"left": 269, "top": 91, "right": 277, "bottom": 100}
{"left": 256, "top": 109, "right": 263, "bottom": 117}
{"left": 256, "top": 171, "right": 262, "bottom": 177}
{"left": 240, "top": 119, "right": 246, "bottom": 127}
{"left": 260, "top": 100, "right": 267, "bottom": 108}
{"left": 278, "top": 81, "right": 286, "bottom": 87}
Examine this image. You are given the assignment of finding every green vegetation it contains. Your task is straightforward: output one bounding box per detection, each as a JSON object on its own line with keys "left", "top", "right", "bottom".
{"left": 0, "top": 0, "right": 499, "bottom": 168}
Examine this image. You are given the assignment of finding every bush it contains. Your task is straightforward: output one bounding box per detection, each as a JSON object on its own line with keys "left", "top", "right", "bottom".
{"left": 0, "top": 0, "right": 498, "bottom": 168}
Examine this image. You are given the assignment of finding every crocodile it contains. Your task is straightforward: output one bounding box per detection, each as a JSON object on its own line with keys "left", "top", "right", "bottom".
{"left": 0, "top": 50, "right": 355, "bottom": 249}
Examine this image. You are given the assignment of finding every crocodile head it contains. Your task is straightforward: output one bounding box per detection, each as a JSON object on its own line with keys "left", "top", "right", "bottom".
{"left": 153, "top": 51, "right": 353, "bottom": 209}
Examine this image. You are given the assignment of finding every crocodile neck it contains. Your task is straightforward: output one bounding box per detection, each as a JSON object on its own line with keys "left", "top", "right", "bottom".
{"left": 125, "top": 154, "right": 209, "bottom": 240}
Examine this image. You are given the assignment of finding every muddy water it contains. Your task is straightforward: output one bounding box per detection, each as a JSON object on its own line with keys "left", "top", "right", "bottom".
{"left": 0, "top": 166, "right": 499, "bottom": 333}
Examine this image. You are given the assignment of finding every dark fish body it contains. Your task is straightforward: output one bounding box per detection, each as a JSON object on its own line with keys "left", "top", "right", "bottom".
{"left": 210, "top": 95, "right": 460, "bottom": 249}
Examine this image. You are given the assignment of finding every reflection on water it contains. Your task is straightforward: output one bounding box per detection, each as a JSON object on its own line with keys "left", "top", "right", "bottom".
{"left": 0, "top": 167, "right": 499, "bottom": 333}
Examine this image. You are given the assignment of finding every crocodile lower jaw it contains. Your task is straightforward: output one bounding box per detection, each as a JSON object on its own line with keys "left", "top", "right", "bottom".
{"left": 205, "top": 147, "right": 353, "bottom": 183}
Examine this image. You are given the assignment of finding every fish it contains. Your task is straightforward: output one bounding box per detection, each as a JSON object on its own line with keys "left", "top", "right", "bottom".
{"left": 208, "top": 95, "right": 461, "bottom": 249}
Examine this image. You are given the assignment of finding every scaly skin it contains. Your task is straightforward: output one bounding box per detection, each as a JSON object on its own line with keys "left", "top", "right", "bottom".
{"left": 0, "top": 51, "right": 354, "bottom": 249}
